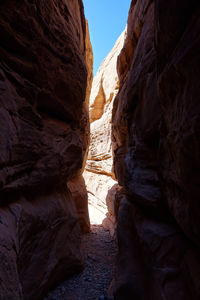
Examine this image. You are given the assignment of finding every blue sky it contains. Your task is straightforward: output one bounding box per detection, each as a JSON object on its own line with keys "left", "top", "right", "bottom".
{"left": 82, "top": 0, "right": 131, "bottom": 75}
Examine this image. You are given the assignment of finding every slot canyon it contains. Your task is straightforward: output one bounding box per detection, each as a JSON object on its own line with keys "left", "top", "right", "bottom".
{"left": 0, "top": 0, "right": 200, "bottom": 299}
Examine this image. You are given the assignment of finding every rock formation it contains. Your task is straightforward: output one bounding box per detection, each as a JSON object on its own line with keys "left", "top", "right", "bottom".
{"left": 1, "top": 0, "right": 200, "bottom": 298}
{"left": 67, "top": 18, "right": 93, "bottom": 233}
{"left": 111, "top": 0, "right": 200, "bottom": 299}
{"left": 83, "top": 30, "right": 126, "bottom": 233}
{"left": 0, "top": 0, "right": 91, "bottom": 299}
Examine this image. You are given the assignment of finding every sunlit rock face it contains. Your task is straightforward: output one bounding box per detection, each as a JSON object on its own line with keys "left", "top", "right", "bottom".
{"left": 0, "top": 0, "right": 90, "bottom": 298}
{"left": 83, "top": 29, "right": 126, "bottom": 233}
{"left": 111, "top": 0, "right": 200, "bottom": 299}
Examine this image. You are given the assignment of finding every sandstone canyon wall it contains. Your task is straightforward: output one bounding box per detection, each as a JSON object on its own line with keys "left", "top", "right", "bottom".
{"left": 83, "top": 30, "right": 126, "bottom": 232}
{"left": 0, "top": 1, "right": 91, "bottom": 299}
{"left": 111, "top": 0, "right": 200, "bottom": 299}
{"left": 67, "top": 18, "right": 93, "bottom": 233}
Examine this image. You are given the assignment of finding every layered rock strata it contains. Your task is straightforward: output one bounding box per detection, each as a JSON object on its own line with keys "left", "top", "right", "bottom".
{"left": 111, "top": 0, "right": 200, "bottom": 299}
{"left": 83, "top": 30, "right": 126, "bottom": 233}
{"left": 0, "top": 0, "right": 91, "bottom": 299}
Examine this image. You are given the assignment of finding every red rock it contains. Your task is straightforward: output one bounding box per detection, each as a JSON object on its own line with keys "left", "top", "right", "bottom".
{"left": 0, "top": 188, "right": 83, "bottom": 300}
{"left": 0, "top": 0, "right": 90, "bottom": 298}
{"left": 111, "top": 0, "right": 200, "bottom": 299}
{"left": 157, "top": 1, "right": 200, "bottom": 248}
{"left": 67, "top": 175, "right": 90, "bottom": 233}
{"left": 67, "top": 18, "right": 93, "bottom": 234}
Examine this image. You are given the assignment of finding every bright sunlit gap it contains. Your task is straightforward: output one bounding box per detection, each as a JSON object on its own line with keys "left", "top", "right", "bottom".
{"left": 82, "top": 1, "right": 131, "bottom": 228}
{"left": 83, "top": 0, "right": 131, "bottom": 76}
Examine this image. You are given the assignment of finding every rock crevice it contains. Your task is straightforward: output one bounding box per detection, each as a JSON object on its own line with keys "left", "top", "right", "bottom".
{"left": 1, "top": 0, "right": 200, "bottom": 299}
{"left": 83, "top": 29, "right": 127, "bottom": 231}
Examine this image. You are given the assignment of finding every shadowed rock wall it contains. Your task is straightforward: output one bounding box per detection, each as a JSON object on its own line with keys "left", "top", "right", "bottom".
{"left": 67, "top": 18, "right": 93, "bottom": 233}
{"left": 112, "top": 0, "right": 200, "bottom": 299}
{"left": 0, "top": 0, "right": 91, "bottom": 298}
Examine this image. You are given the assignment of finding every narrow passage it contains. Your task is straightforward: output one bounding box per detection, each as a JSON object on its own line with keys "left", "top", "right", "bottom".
{"left": 44, "top": 225, "right": 117, "bottom": 300}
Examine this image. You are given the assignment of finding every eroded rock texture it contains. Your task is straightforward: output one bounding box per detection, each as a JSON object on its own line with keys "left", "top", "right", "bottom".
{"left": 112, "top": 0, "right": 200, "bottom": 299}
{"left": 0, "top": 0, "right": 90, "bottom": 298}
{"left": 83, "top": 30, "right": 126, "bottom": 233}
{"left": 67, "top": 18, "right": 93, "bottom": 234}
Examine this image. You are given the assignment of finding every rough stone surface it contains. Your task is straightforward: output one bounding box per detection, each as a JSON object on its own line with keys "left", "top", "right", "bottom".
{"left": 0, "top": 0, "right": 90, "bottom": 299}
{"left": 156, "top": 0, "right": 200, "bottom": 247}
{"left": 67, "top": 175, "right": 90, "bottom": 233}
{"left": 112, "top": 0, "right": 200, "bottom": 299}
{"left": 83, "top": 30, "right": 126, "bottom": 233}
{"left": 0, "top": 189, "right": 83, "bottom": 300}
{"left": 44, "top": 225, "right": 117, "bottom": 300}
{"left": 84, "top": 19, "right": 94, "bottom": 108}
{"left": 67, "top": 18, "right": 93, "bottom": 234}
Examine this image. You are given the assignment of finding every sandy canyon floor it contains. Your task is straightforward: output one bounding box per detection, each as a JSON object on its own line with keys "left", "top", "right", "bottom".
{"left": 44, "top": 223, "right": 117, "bottom": 300}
